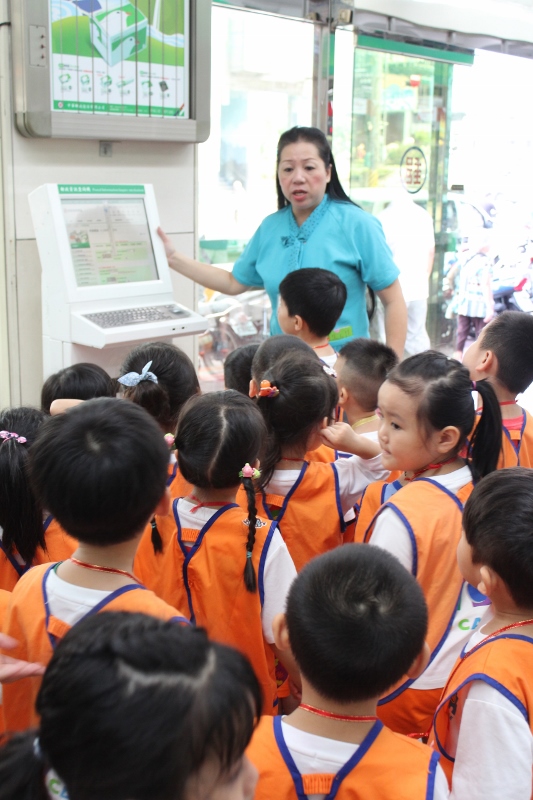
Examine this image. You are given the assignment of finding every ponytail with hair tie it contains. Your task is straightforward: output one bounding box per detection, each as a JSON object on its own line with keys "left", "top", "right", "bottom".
{"left": 240, "top": 464, "right": 261, "bottom": 593}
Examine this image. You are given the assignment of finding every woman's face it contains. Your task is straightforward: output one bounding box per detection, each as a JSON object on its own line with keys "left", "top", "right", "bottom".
{"left": 278, "top": 141, "right": 331, "bottom": 223}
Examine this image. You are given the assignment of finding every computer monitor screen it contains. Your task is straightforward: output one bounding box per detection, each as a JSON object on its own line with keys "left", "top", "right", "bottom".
{"left": 61, "top": 197, "right": 159, "bottom": 287}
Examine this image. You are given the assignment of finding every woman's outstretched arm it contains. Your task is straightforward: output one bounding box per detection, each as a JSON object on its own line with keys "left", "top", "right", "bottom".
{"left": 158, "top": 228, "right": 254, "bottom": 296}
{"left": 377, "top": 278, "right": 407, "bottom": 358}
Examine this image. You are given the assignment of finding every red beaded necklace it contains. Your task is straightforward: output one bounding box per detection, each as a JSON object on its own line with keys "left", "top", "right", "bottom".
{"left": 299, "top": 703, "right": 378, "bottom": 722}
{"left": 313, "top": 342, "right": 331, "bottom": 350}
{"left": 279, "top": 456, "right": 306, "bottom": 463}
{"left": 499, "top": 400, "right": 518, "bottom": 406}
{"left": 69, "top": 556, "right": 141, "bottom": 584}
{"left": 404, "top": 455, "right": 458, "bottom": 482}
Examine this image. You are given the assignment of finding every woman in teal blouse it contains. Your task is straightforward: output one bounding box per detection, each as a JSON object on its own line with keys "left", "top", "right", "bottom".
{"left": 160, "top": 127, "right": 406, "bottom": 355}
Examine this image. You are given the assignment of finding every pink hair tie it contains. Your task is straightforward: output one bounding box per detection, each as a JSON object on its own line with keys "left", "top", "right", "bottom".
{"left": 164, "top": 433, "right": 175, "bottom": 448}
{"left": 0, "top": 430, "right": 27, "bottom": 444}
{"left": 239, "top": 463, "right": 261, "bottom": 480}
{"left": 258, "top": 380, "right": 280, "bottom": 398}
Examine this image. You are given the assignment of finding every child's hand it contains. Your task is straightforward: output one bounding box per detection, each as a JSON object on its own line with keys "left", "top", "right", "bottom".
{"left": 0, "top": 634, "right": 45, "bottom": 683}
{"left": 320, "top": 422, "right": 380, "bottom": 459}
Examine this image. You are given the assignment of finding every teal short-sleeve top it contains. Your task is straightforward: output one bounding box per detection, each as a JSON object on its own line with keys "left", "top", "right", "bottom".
{"left": 231, "top": 195, "right": 399, "bottom": 350}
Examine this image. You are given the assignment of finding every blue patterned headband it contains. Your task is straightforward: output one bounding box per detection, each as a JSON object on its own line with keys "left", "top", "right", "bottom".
{"left": 118, "top": 360, "right": 158, "bottom": 387}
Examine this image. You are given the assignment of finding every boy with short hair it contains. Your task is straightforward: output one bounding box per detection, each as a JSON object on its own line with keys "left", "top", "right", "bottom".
{"left": 248, "top": 545, "right": 449, "bottom": 799}
{"left": 430, "top": 467, "right": 533, "bottom": 799}
{"left": 278, "top": 268, "right": 347, "bottom": 368}
{"left": 1, "top": 398, "right": 187, "bottom": 731}
{"left": 336, "top": 338, "right": 398, "bottom": 438}
{"left": 462, "top": 310, "right": 533, "bottom": 466}
{"left": 224, "top": 343, "right": 260, "bottom": 396}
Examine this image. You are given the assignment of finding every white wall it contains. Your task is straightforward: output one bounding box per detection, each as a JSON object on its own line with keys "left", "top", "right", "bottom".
{"left": 6, "top": 132, "right": 198, "bottom": 406}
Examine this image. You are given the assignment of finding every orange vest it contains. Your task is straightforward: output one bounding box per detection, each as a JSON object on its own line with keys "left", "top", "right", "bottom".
{"left": 430, "top": 632, "right": 533, "bottom": 785}
{"left": 0, "top": 516, "right": 77, "bottom": 593}
{"left": 155, "top": 502, "right": 280, "bottom": 712}
{"left": 254, "top": 461, "right": 345, "bottom": 573}
{"left": 248, "top": 715, "right": 441, "bottom": 800}
{"left": 365, "top": 478, "right": 473, "bottom": 732}
{"left": 1, "top": 562, "right": 187, "bottom": 732}
{"left": 499, "top": 409, "right": 533, "bottom": 468}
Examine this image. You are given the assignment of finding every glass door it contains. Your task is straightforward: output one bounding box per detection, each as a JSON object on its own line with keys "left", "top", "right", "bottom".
{"left": 334, "top": 37, "right": 461, "bottom": 349}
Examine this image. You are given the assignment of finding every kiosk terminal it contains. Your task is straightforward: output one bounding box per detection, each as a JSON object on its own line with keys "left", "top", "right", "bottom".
{"left": 29, "top": 183, "right": 207, "bottom": 379}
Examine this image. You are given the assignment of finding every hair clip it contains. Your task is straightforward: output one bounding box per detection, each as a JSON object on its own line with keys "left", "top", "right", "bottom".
{"left": 0, "top": 430, "right": 27, "bottom": 444}
{"left": 323, "top": 364, "right": 337, "bottom": 378}
{"left": 118, "top": 360, "right": 158, "bottom": 388}
{"left": 471, "top": 380, "right": 477, "bottom": 390}
{"left": 164, "top": 433, "right": 175, "bottom": 448}
{"left": 239, "top": 463, "right": 261, "bottom": 480}
{"left": 246, "top": 551, "right": 253, "bottom": 559}
{"left": 258, "top": 380, "right": 280, "bottom": 398}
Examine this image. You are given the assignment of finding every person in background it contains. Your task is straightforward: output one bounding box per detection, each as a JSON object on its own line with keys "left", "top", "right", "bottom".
{"left": 452, "top": 231, "right": 494, "bottom": 361}
{"left": 277, "top": 268, "right": 347, "bottom": 369}
{"left": 159, "top": 126, "right": 407, "bottom": 357}
{"left": 41, "top": 363, "right": 115, "bottom": 414}
{"left": 378, "top": 191, "right": 435, "bottom": 356}
{"left": 224, "top": 343, "right": 260, "bottom": 395}
{"left": 0, "top": 612, "right": 260, "bottom": 800}
{"left": 248, "top": 545, "right": 449, "bottom": 799}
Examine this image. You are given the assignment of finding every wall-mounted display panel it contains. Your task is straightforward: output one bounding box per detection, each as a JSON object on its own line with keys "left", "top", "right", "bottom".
{"left": 11, "top": 0, "right": 211, "bottom": 141}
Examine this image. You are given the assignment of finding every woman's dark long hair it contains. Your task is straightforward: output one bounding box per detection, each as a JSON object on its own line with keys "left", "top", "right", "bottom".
{"left": 0, "top": 407, "right": 47, "bottom": 564}
{"left": 276, "top": 126, "right": 356, "bottom": 210}
{"left": 386, "top": 351, "right": 502, "bottom": 480}
{"left": 0, "top": 613, "right": 262, "bottom": 800}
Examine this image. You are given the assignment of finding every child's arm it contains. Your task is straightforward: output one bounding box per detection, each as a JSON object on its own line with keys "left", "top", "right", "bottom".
{"left": 319, "top": 422, "right": 381, "bottom": 459}
{"left": 369, "top": 510, "right": 414, "bottom": 571}
{"left": 449, "top": 681, "right": 531, "bottom": 800}
{"left": 0, "top": 634, "right": 45, "bottom": 683}
{"left": 50, "top": 398, "right": 85, "bottom": 415}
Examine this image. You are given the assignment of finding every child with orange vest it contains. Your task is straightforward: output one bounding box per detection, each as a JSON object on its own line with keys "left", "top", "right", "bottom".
{"left": 364, "top": 352, "right": 502, "bottom": 736}
{"left": 0, "top": 612, "right": 260, "bottom": 800}
{"left": 252, "top": 351, "right": 387, "bottom": 572}
{"left": 462, "top": 310, "right": 533, "bottom": 467}
{"left": 148, "top": 389, "right": 299, "bottom": 714}
{"left": 430, "top": 467, "right": 533, "bottom": 799}
{"left": 247, "top": 544, "right": 449, "bottom": 799}
{"left": 1, "top": 398, "right": 187, "bottom": 732}
{"left": 0, "top": 408, "right": 76, "bottom": 592}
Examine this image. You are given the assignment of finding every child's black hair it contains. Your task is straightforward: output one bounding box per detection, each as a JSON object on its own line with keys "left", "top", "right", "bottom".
{"left": 0, "top": 612, "right": 262, "bottom": 800}
{"left": 256, "top": 352, "right": 338, "bottom": 487}
{"left": 0, "top": 408, "right": 47, "bottom": 564}
{"left": 463, "top": 467, "right": 533, "bottom": 608}
{"left": 338, "top": 338, "right": 398, "bottom": 411}
{"left": 251, "top": 335, "right": 316, "bottom": 384}
{"left": 119, "top": 341, "right": 200, "bottom": 433}
{"left": 278, "top": 268, "right": 347, "bottom": 339}
{"left": 385, "top": 351, "right": 502, "bottom": 480}
{"left": 479, "top": 311, "right": 533, "bottom": 395}
{"left": 41, "top": 363, "right": 115, "bottom": 414}
{"left": 224, "top": 343, "right": 260, "bottom": 395}
{"left": 176, "top": 391, "right": 267, "bottom": 593}
{"left": 286, "top": 545, "right": 428, "bottom": 702}
{"left": 28, "top": 398, "right": 169, "bottom": 545}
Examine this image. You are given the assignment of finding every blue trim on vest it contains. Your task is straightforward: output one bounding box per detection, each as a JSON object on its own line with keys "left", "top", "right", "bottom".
{"left": 0, "top": 539, "right": 30, "bottom": 578}
{"left": 413, "top": 477, "right": 466, "bottom": 512}
{"left": 43, "top": 515, "right": 53, "bottom": 533}
{"left": 331, "top": 462, "right": 346, "bottom": 533}
{"left": 42, "top": 564, "right": 145, "bottom": 649}
{"left": 383, "top": 480, "right": 401, "bottom": 502}
{"left": 502, "top": 409, "right": 527, "bottom": 462}
{"left": 425, "top": 750, "right": 440, "bottom": 800}
{"left": 167, "top": 461, "right": 179, "bottom": 487}
{"left": 170, "top": 616, "right": 192, "bottom": 626}
{"left": 258, "top": 521, "right": 278, "bottom": 609}
{"left": 175, "top": 502, "right": 239, "bottom": 625}
{"left": 273, "top": 715, "right": 384, "bottom": 800}
{"left": 433, "top": 633, "right": 533, "bottom": 763}
{"left": 261, "top": 462, "right": 309, "bottom": 524}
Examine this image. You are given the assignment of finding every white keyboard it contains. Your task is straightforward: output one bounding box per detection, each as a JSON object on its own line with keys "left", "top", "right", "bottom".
{"left": 83, "top": 305, "right": 190, "bottom": 329}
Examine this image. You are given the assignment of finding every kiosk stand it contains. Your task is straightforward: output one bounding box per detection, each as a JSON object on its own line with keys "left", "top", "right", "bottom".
{"left": 29, "top": 183, "right": 207, "bottom": 379}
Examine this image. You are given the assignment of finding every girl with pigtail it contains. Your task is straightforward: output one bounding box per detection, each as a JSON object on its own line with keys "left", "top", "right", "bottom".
{"left": 153, "top": 390, "right": 299, "bottom": 713}
{"left": 251, "top": 350, "right": 389, "bottom": 572}
{"left": 359, "top": 351, "right": 503, "bottom": 738}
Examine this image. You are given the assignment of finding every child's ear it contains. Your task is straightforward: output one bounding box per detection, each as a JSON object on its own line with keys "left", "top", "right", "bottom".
{"left": 320, "top": 416, "right": 329, "bottom": 430}
{"left": 338, "top": 386, "right": 349, "bottom": 407}
{"left": 272, "top": 613, "right": 291, "bottom": 652}
{"left": 249, "top": 378, "right": 258, "bottom": 398}
{"left": 293, "top": 315, "right": 304, "bottom": 333}
{"left": 154, "top": 487, "right": 171, "bottom": 518}
{"left": 406, "top": 641, "right": 430, "bottom": 680}
{"left": 436, "top": 425, "right": 461, "bottom": 454}
{"left": 478, "top": 565, "right": 496, "bottom": 598}
{"left": 476, "top": 348, "right": 496, "bottom": 377}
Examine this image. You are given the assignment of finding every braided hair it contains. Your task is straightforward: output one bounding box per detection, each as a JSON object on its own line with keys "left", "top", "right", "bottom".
{"left": 176, "top": 391, "right": 266, "bottom": 593}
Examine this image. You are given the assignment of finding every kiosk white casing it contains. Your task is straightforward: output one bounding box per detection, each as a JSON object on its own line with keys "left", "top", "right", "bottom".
{"left": 29, "top": 183, "right": 207, "bottom": 378}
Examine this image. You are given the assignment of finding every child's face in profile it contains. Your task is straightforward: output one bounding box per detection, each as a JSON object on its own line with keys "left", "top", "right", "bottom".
{"left": 277, "top": 296, "right": 294, "bottom": 336}
{"left": 456, "top": 528, "right": 482, "bottom": 589}
{"left": 184, "top": 754, "right": 258, "bottom": 800}
{"left": 461, "top": 325, "right": 489, "bottom": 379}
{"left": 377, "top": 381, "right": 444, "bottom": 473}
